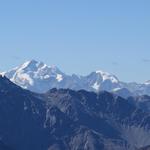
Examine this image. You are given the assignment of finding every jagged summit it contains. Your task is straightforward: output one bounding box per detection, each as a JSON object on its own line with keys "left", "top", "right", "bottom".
{"left": 1, "top": 60, "right": 122, "bottom": 93}
{"left": 95, "top": 70, "right": 119, "bottom": 83}
{"left": 18, "top": 60, "right": 60, "bottom": 73}
{"left": 1, "top": 60, "right": 150, "bottom": 97}
{"left": 2, "top": 60, "right": 64, "bottom": 92}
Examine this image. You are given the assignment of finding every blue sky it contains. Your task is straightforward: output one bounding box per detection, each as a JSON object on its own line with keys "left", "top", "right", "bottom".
{"left": 0, "top": 0, "right": 150, "bottom": 83}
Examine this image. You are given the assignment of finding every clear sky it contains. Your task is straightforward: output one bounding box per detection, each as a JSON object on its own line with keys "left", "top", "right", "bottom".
{"left": 0, "top": 0, "right": 150, "bottom": 83}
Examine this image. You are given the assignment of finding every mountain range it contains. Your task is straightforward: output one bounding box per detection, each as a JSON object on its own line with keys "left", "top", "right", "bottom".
{"left": 1, "top": 60, "right": 150, "bottom": 98}
{"left": 0, "top": 75, "right": 150, "bottom": 150}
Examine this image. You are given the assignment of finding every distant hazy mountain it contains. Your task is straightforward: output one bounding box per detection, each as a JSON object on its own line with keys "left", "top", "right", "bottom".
{"left": 112, "top": 88, "right": 133, "bottom": 99}
{"left": 2, "top": 60, "right": 150, "bottom": 97}
{"left": 0, "top": 75, "right": 150, "bottom": 150}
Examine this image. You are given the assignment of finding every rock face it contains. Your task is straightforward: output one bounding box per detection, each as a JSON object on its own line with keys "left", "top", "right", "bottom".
{"left": 0, "top": 76, "right": 150, "bottom": 150}
{"left": 0, "top": 140, "right": 13, "bottom": 150}
{"left": 0, "top": 76, "right": 49, "bottom": 150}
{"left": 128, "top": 95, "right": 150, "bottom": 113}
{"left": 138, "top": 146, "right": 150, "bottom": 150}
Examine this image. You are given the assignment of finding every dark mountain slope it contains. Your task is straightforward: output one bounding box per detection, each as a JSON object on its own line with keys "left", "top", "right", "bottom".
{"left": 0, "top": 76, "right": 50, "bottom": 150}
{"left": 138, "top": 145, "right": 150, "bottom": 150}
{"left": 0, "top": 76, "right": 150, "bottom": 150}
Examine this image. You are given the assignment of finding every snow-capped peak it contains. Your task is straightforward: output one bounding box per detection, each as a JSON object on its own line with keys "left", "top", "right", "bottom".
{"left": 86, "top": 70, "right": 121, "bottom": 92}
{"left": 2, "top": 60, "right": 150, "bottom": 97}
{"left": 21, "top": 59, "right": 38, "bottom": 67}
{"left": 95, "top": 70, "right": 119, "bottom": 83}
{"left": 16, "top": 60, "right": 62, "bottom": 75}
{"left": 3, "top": 60, "right": 65, "bottom": 92}
{"left": 18, "top": 60, "right": 46, "bottom": 71}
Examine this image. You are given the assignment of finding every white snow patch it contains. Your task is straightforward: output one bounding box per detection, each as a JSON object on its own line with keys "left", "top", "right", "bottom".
{"left": 56, "top": 74, "right": 63, "bottom": 82}
{"left": 15, "top": 73, "right": 34, "bottom": 86}
{"left": 41, "top": 64, "right": 47, "bottom": 69}
{"left": 20, "top": 61, "right": 31, "bottom": 70}
{"left": 112, "top": 88, "right": 121, "bottom": 92}
{"left": 92, "top": 82, "right": 100, "bottom": 91}
{"left": 44, "top": 75, "right": 50, "bottom": 79}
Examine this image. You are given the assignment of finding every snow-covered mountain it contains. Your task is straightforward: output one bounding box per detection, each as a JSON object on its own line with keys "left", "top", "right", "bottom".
{"left": 85, "top": 70, "right": 121, "bottom": 91}
{"left": 2, "top": 60, "right": 66, "bottom": 93}
{"left": 1, "top": 60, "right": 150, "bottom": 97}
